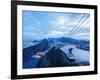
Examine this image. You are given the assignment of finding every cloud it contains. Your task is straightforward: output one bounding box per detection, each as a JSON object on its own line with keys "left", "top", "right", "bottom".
{"left": 68, "top": 16, "right": 90, "bottom": 30}
{"left": 48, "top": 30, "right": 66, "bottom": 36}
{"left": 56, "top": 16, "right": 67, "bottom": 26}
{"left": 80, "top": 19, "right": 90, "bottom": 29}
{"left": 50, "top": 15, "right": 90, "bottom": 31}
{"left": 73, "top": 33, "right": 90, "bottom": 40}
{"left": 50, "top": 16, "right": 67, "bottom": 25}
{"left": 50, "top": 16, "right": 70, "bottom": 29}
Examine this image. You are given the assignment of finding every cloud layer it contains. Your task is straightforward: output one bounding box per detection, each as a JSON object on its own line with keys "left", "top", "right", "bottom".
{"left": 23, "top": 11, "right": 90, "bottom": 41}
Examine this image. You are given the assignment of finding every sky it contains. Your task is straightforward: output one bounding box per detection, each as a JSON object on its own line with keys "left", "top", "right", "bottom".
{"left": 22, "top": 10, "right": 90, "bottom": 42}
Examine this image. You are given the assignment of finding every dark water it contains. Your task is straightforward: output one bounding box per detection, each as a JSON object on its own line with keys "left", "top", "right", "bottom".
{"left": 23, "top": 57, "right": 39, "bottom": 69}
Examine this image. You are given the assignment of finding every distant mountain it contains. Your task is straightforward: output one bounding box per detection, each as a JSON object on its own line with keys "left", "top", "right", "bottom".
{"left": 43, "top": 37, "right": 90, "bottom": 51}
{"left": 32, "top": 40, "right": 41, "bottom": 43}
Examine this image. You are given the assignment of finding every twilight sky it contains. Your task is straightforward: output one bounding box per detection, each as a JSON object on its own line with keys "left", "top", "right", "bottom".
{"left": 22, "top": 10, "right": 90, "bottom": 42}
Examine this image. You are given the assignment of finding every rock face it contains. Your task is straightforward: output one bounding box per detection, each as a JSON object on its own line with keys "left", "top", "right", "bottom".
{"left": 37, "top": 47, "right": 78, "bottom": 68}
